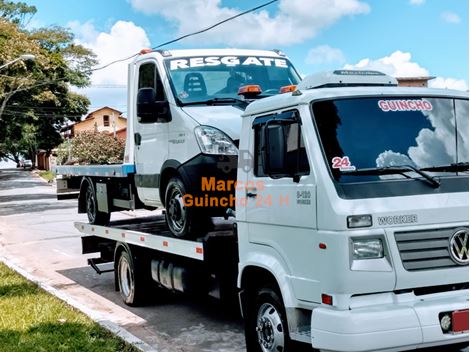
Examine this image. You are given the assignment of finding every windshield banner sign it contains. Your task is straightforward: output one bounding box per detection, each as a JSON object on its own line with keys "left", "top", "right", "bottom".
{"left": 169, "top": 56, "right": 288, "bottom": 70}
{"left": 378, "top": 99, "right": 433, "bottom": 112}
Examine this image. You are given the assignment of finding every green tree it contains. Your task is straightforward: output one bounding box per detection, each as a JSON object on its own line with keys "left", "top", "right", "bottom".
{"left": 0, "top": 2, "right": 97, "bottom": 165}
{"left": 0, "top": 0, "right": 36, "bottom": 26}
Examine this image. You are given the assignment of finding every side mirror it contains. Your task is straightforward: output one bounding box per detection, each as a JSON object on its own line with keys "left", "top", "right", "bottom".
{"left": 263, "top": 124, "right": 287, "bottom": 175}
{"left": 137, "top": 88, "right": 171, "bottom": 123}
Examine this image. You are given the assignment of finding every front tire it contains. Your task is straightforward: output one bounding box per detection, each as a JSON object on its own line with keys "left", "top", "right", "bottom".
{"left": 164, "top": 177, "right": 210, "bottom": 238}
{"left": 85, "top": 181, "right": 110, "bottom": 225}
{"left": 245, "top": 286, "right": 293, "bottom": 352}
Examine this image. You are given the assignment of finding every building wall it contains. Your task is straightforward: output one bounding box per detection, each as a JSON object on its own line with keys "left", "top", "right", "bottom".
{"left": 116, "top": 128, "right": 127, "bottom": 140}
{"left": 396, "top": 77, "right": 434, "bottom": 88}
{"left": 72, "top": 107, "right": 127, "bottom": 135}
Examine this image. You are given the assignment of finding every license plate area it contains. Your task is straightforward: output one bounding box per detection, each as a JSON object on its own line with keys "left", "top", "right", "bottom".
{"left": 452, "top": 309, "right": 469, "bottom": 333}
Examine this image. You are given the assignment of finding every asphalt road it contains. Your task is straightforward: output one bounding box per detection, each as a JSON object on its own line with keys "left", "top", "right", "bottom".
{"left": 0, "top": 168, "right": 467, "bottom": 352}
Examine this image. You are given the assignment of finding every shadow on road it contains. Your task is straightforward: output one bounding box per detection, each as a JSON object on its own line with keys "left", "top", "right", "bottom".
{"left": 58, "top": 265, "right": 245, "bottom": 343}
{"left": 0, "top": 169, "right": 45, "bottom": 190}
{"left": 0, "top": 193, "right": 57, "bottom": 203}
{"left": 0, "top": 202, "right": 76, "bottom": 216}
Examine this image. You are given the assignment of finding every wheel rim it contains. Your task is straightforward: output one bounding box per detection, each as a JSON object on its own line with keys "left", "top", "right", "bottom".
{"left": 256, "top": 303, "right": 285, "bottom": 352}
{"left": 119, "top": 256, "right": 133, "bottom": 298}
{"left": 167, "top": 186, "right": 187, "bottom": 234}
{"left": 86, "top": 187, "right": 96, "bottom": 223}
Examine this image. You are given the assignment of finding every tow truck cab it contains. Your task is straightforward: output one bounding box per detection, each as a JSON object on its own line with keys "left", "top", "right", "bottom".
{"left": 237, "top": 70, "right": 469, "bottom": 351}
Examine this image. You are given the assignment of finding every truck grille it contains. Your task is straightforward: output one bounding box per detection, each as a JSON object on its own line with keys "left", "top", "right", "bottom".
{"left": 395, "top": 228, "right": 468, "bottom": 271}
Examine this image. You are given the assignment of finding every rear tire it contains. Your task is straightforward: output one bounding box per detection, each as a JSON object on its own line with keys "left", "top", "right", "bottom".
{"left": 164, "top": 177, "right": 210, "bottom": 238}
{"left": 85, "top": 181, "right": 110, "bottom": 225}
{"left": 116, "top": 250, "right": 149, "bottom": 306}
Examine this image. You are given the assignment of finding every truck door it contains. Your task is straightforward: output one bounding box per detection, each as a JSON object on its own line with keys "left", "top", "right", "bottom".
{"left": 134, "top": 61, "right": 169, "bottom": 206}
{"left": 244, "top": 110, "right": 317, "bottom": 280}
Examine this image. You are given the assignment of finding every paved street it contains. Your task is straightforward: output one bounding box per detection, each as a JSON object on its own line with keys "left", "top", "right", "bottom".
{"left": 0, "top": 168, "right": 245, "bottom": 352}
{"left": 0, "top": 168, "right": 467, "bottom": 352}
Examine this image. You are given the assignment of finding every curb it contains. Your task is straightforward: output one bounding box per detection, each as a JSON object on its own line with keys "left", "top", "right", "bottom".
{"left": 31, "top": 170, "right": 56, "bottom": 186}
{"left": 0, "top": 257, "right": 158, "bottom": 352}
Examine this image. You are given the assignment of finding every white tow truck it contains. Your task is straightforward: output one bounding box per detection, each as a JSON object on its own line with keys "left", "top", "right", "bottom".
{"left": 55, "top": 48, "right": 301, "bottom": 238}
{"left": 67, "top": 69, "right": 469, "bottom": 352}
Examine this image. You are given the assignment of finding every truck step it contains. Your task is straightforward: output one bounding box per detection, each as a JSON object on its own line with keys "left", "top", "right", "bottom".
{"left": 88, "top": 258, "right": 114, "bottom": 275}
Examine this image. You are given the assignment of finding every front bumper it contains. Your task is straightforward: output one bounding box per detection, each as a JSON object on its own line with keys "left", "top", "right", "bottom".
{"left": 311, "top": 290, "right": 468, "bottom": 352}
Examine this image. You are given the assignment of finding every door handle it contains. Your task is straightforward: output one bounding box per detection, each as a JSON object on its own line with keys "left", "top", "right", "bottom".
{"left": 134, "top": 132, "right": 142, "bottom": 146}
{"left": 246, "top": 191, "right": 257, "bottom": 198}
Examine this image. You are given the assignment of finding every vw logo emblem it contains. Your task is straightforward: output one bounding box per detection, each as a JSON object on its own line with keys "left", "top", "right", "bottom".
{"left": 449, "top": 229, "right": 469, "bottom": 265}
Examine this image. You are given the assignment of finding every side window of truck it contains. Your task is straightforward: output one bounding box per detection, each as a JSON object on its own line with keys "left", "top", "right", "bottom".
{"left": 138, "top": 62, "right": 165, "bottom": 101}
{"left": 253, "top": 111, "right": 310, "bottom": 178}
{"left": 137, "top": 62, "right": 167, "bottom": 123}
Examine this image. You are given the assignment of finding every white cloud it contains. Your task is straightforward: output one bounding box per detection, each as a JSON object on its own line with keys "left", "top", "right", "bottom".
{"left": 69, "top": 20, "right": 151, "bottom": 85}
{"left": 441, "top": 11, "right": 461, "bottom": 24}
{"left": 344, "top": 51, "right": 468, "bottom": 91}
{"left": 430, "top": 77, "right": 468, "bottom": 91}
{"left": 68, "top": 20, "right": 151, "bottom": 112}
{"left": 68, "top": 20, "right": 99, "bottom": 44}
{"left": 129, "top": 0, "right": 370, "bottom": 47}
{"left": 409, "top": 0, "right": 425, "bottom": 5}
{"left": 408, "top": 100, "right": 457, "bottom": 167}
{"left": 305, "top": 45, "right": 345, "bottom": 65}
{"left": 344, "top": 50, "right": 429, "bottom": 77}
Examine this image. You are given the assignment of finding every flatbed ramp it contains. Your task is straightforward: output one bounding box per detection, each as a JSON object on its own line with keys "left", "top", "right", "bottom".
{"left": 75, "top": 215, "right": 235, "bottom": 261}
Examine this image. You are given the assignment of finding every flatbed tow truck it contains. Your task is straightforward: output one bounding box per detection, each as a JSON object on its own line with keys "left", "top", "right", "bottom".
{"left": 60, "top": 68, "right": 469, "bottom": 352}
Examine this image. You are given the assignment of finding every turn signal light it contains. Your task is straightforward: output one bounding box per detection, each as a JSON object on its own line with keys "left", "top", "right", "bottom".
{"left": 321, "top": 294, "right": 333, "bottom": 305}
{"left": 238, "top": 85, "right": 262, "bottom": 95}
{"left": 279, "top": 85, "right": 297, "bottom": 94}
{"left": 140, "top": 48, "right": 153, "bottom": 55}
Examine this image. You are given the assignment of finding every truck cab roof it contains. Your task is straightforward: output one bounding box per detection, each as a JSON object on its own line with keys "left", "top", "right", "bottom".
{"left": 243, "top": 78, "right": 468, "bottom": 117}
{"left": 134, "top": 48, "right": 288, "bottom": 62}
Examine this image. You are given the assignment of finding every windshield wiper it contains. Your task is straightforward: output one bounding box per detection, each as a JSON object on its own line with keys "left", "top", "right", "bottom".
{"left": 181, "top": 97, "right": 247, "bottom": 106}
{"left": 342, "top": 165, "right": 440, "bottom": 188}
{"left": 420, "top": 162, "right": 469, "bottom": 173}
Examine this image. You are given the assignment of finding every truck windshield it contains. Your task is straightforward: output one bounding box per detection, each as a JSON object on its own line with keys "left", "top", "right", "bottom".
{"left": 164, "top": 56, "right": 300, "bottom": 105}
{"left": 312, "top": 97, "right": 469, "bottom": 183}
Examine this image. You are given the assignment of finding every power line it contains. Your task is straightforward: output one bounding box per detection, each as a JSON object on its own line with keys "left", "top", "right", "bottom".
{"left": 1, "top": 0, "right": 279, "bottom": 117}
{"left": 89, "top": 0, "right": 279, "bottom": 72}
{"left": 2, "top": 1, "right": 280, "bottom": 87}
{"left": 153, "top": 0, "right": 278, "bottom": 49}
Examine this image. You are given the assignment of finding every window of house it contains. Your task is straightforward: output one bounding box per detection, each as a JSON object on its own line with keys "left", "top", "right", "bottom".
{"left": 103, "top": 115, "right": 110, "bottom": 127}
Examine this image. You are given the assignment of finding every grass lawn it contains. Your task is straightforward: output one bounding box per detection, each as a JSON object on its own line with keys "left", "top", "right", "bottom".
{"left": 38, "top": 170, "right": 55, "bottom": 182}
{"left": 0, "top": 263, "right": 139, "bottom": 352}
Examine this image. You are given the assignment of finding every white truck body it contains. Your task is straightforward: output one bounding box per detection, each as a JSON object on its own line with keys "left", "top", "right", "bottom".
{"left": 55, "top": 48, "right": 300, "bottom": 237}
{"left": 236, "top": 71, "right": 468, "bottom": 351}
{"left": 71, "top": 69, "right": 468, "bottom": 352}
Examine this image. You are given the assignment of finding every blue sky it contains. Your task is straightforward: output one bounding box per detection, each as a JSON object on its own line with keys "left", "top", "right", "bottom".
{"left": 22, "top": 0, "right": 469, "bottom": 111}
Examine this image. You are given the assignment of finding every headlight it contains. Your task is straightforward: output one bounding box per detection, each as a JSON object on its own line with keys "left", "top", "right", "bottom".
{"left": 194, "top": 126, "right": 238, "bottom": 155}
{"left": 352, "top": 238, "right": 384, "bottom": 259}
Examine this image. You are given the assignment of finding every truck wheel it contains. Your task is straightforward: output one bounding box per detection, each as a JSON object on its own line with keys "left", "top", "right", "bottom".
{"left": 165, "top": 177, "right": 209, "bottom": 238}
{"left": 246, "top": 286, "right": 292, "bottom": 352}
{"left": 117, "top": 250, "right": 147, "bottom": 306}
{"left": 85, "top": 181, "right": 110, "bottom": 225}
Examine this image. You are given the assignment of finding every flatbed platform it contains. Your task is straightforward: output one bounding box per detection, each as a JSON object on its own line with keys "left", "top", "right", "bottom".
{"left": 54, "top": 163, "right": 136, "bottom": 178}
{"left": 75, "top": 215, "right": 235, "bottom": 261}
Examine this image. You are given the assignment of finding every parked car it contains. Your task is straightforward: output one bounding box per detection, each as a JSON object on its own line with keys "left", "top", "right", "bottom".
{"left": 23, "top": 160, "right": 32, "bottom": 169}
